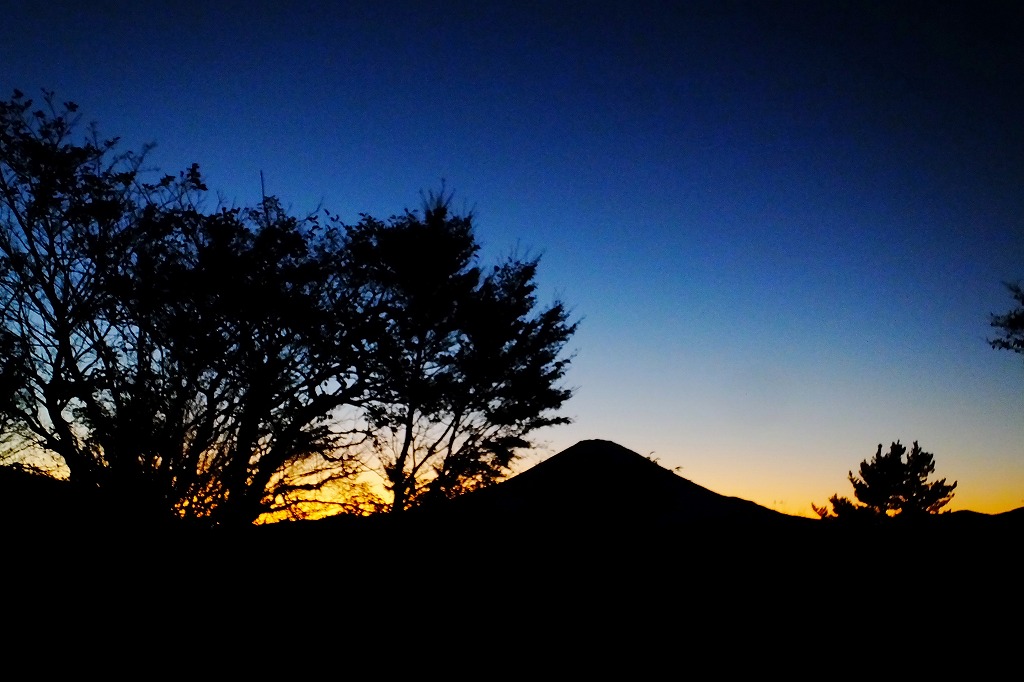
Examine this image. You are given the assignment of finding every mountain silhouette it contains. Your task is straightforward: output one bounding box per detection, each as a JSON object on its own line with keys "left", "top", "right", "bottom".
{"left": 5, "top": 439, "right": 1020, "bottom": 542}
{"left": 435, "top": 439, "right": 814, "bottom": 530}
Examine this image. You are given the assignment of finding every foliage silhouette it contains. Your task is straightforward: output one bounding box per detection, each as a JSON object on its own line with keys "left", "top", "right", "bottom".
{"left": 813, "top": 440, "right": 957, "bottom": 521}
{"left": 0, "top": 89, "right": 196, "bottom": 522}
{"left": 337, "top": 191, "right": 577, "bottom": 512}
{"left": 0, "top": 90, "right": 378, "bottom": 524}
{"left": 0, "top": 90, "right": 577, "bottom": 525}
{"left": 990, "top": 281, "right": 1024, "bottom": 358}
{"left": 120, "top": 198, "right": 379, "bottom": 526}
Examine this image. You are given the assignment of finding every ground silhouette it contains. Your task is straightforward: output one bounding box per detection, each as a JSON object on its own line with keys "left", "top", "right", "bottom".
{"left": 288, "top": 439, "right": 1023, "bottom": 578}
{"left": 6, "top": 438, "right": 1022, "bottom": 540}
{"left": 4, "top": 438, "right": 1020, "bottom": 638}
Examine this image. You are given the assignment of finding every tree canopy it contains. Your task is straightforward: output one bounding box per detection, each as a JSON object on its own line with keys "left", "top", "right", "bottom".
{"left": 813, "top": 440, "right": 957, "bottom": 520}
{"left": 340, "top": 196, "right": 577, "bottom": 512}
{"left": 0, "top": 90, "right": 577, "bottom": 526}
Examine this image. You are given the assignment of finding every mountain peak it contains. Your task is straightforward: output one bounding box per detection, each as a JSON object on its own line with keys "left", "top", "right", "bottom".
{"left": 448, "top": 439, "right": 807, "bottom": 528}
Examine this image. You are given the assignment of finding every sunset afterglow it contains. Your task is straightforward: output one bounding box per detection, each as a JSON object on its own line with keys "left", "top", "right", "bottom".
{"left": 2, "top": 1, "right": 1022, "bottom": 518}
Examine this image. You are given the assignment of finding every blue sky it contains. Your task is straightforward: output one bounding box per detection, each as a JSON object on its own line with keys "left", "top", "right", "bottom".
{"left": 3, "top": 1, "right": 1023, "bottom": 515}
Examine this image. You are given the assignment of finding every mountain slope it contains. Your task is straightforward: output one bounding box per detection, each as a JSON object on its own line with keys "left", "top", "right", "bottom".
{"left": 444, "top": 439, "right": 813, "bottom": 529}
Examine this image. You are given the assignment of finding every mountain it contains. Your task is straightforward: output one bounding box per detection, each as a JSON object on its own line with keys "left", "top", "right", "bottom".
{"left": 436, "top": 439, "right": 815, "bottom": 531}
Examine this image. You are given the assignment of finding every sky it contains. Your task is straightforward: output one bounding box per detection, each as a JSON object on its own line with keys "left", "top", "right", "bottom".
{"left": 3, "top": 0, "right": 1023, "bottom": 517}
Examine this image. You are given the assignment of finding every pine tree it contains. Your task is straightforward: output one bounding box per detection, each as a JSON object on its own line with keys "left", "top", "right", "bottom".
{"left": 813, "top": 440, "right": 957, "bottom": 520}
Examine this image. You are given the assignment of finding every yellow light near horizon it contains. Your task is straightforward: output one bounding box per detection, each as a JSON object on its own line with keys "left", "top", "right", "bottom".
{"left": 256, "top": 472, "right": 389, "bottom": 524}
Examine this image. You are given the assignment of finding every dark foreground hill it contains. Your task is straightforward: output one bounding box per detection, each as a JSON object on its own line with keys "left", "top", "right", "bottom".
{"left": 301, "top": 439, "right": 1023, "bottom": 573}
{"left": 3, "top": 440, "right": 1021, "bottom": 640}
{"left": 333, "top": 439, "right": 1024, "bottom": 537}
{"left": 5, "top": 438, "right": 1022, "bottom": 544}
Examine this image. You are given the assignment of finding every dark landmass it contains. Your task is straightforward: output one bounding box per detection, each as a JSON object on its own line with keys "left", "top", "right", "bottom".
{"left": 5, "top": 439, "right": 1020, "bottom": 563}
{"left": 3, "top": 440, "right": 1019, "bottom": 637}
{"left": 4, "top": 439, "right": 1021, "bottom": 540}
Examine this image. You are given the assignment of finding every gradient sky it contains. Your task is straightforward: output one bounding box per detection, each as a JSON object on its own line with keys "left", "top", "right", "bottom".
{"left": 3, "top": 1, "right": 1023, "bottom": 516}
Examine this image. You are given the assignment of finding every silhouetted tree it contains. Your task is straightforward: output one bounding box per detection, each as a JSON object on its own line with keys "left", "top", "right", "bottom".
{"left": 813, "top": 440, "right": 957, "bottom": 520}
{"left": 339, "top": 192, "right": 577, "bottom": 512}
{"left": 0, "top": 89, "right": 185, "bottom": 520}
{"left": 990, "top": 281, "right": 1024, "bottom": 358}
{"left": 110, "top": 198, "right": 375, "bottom": 526}
{"left": 0, "top": 90, "right": 371, "bottom": 525}
{"left": 1, "top": 90, "right": 577, "bottom": 525}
